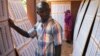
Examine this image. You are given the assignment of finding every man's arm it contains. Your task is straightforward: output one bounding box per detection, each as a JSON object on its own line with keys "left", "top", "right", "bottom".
{"left": 52, "top": 21, "right": 63, "bottom": 56}
{"left": 8, "top": 19, "right": 30, "bottom": 37}
{"left": 55, "top": 45, "right": 62, "bottom": 56}
{"left": 12, "top": 25, "right": 30, "bottom": 37}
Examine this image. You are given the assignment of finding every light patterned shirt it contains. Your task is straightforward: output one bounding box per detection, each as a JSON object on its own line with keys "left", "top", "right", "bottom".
{"left": 28, "top": 17, "right": 63, "bottom": 56}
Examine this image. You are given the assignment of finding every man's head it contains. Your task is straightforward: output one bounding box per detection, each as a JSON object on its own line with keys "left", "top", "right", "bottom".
{"left": 36, "top": 1, "right": 50, "bottom": 23}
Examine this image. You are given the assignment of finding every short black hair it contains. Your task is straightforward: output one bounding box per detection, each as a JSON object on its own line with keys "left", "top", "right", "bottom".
{"left": 36, "top": 1, "right": 50, "bottom": 11}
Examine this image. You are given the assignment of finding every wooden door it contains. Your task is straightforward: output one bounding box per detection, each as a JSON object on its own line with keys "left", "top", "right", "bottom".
{"left": 8, "top": 0, "right": 38, "bottom": 56}
{"left": 73, "top": 0, "right": 99, "bottom": 55}
{"left": 0, "top": 0, "right": 16, "bottom": 56}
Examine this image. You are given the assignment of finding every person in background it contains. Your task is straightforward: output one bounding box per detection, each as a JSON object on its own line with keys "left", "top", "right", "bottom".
{"left": 8, "top": 1, "right": 63, "bottom": 56}
{"left": 64, "top": 10, "right": 73, "bottom": 44}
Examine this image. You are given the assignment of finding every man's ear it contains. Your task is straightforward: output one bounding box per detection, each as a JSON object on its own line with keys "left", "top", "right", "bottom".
{"left": 49, "top": 8, "right": 51, "bottom": 12}
{"left": 48, "top": 8, "right": 51, "bottom": 13}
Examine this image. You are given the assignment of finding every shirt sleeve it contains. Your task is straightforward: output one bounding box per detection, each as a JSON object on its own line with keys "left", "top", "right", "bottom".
{"left": 28, "top": 22, "right": 40, "bottom": 37}
{"left": 52, "top": 22, "right": 63, "bottom": 46}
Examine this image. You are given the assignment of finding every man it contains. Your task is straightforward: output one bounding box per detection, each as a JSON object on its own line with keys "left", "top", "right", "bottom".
{"left": 9, "top": 1, "right": 62, "bottom": 56}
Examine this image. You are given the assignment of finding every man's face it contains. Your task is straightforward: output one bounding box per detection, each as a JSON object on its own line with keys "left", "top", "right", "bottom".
{"left": 37, "top": 9, "right": 50, "bottom": 23}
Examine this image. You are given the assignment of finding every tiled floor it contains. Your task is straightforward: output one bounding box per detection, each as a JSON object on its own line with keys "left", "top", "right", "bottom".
{"left": 61, "top": 42, "right": 73, "bottom": 56}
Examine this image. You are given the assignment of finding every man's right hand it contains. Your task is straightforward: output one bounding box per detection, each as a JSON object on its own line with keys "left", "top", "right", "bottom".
{"left": 8, "top": 19, "right": 15, "bottom": 27}
{"left": 8, "top": 18, "right": 30, "bottom": 37}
